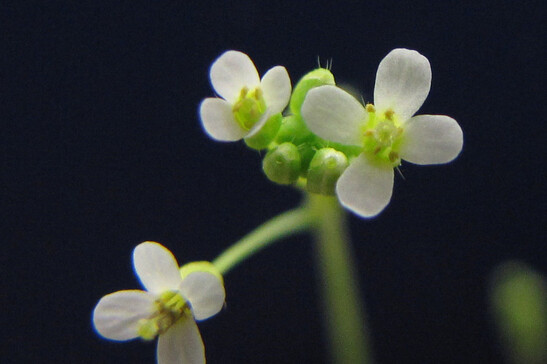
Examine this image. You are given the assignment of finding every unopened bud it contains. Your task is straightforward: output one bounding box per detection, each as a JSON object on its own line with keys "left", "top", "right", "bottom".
{"left": 262, "top": 142, "right": 302, "bottom": 185}
{"left": 275, "top": 115, "right": 312, "bottom": 144}
{"left": 290, "top": 68, "right": 335, "bottom": 116}
{"left": 306, "top": 148, "right": 348, "bottom": 195}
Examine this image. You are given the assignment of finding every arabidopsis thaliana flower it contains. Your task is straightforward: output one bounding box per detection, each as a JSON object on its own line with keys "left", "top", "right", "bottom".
{"left": 301, "top": 48, "right": 463, "bottom": 217}
{"left": 93, "top": 242, "right": 225, "bottom": 364}
{"left": 199, "top": 50, "right": 291, "bottom": 141}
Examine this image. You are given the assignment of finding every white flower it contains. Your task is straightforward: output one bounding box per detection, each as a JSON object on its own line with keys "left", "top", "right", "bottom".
{"left": 301, "top": 48, "right": 463, "bottom": 218}
{"left": 93, "top": 242, "right": 225, "bottom": 364}
{"left": 199, "top": 50, "right": 291, "bottom": 141}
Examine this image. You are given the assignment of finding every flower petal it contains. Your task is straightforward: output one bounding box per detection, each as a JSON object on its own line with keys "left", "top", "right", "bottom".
{"left": 209, "top": 50, "right": 260, "bottom": 103}
{"left": 399, "top": 115, "right": 463, "bottom": 165}
{"left": 301, "top": 85, "right": 366, "bottom": 146}
{"left": 261, "top": 66, "right": 291, "bottom": 114}
{"left": 336, "top": 154, "right": 394, "bottom": 218}
{"left": 179, "top": 271, "right": 225, "bottom": 321}
{"left": 199, "top": 98, "right": 247, "bottom": 141}
{"left": 157, "top": 318, "right": 205, "bottom": 364}
{"left": 374, "top": 48, "right": 431, "bottom": 121}
{"left": 93, "top": 290, "right": 155, "bottom": 341}
{"left": 133, "top": 242, "right": 183, "bottom": 294}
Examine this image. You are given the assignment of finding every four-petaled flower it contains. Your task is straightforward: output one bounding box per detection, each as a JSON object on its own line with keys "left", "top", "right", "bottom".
{"left": 301, "top": 48, "right": 463, "bottom": 217}
{"left": 93, "top": 242, "right": 225, "bottom": 364}
{"left": 199, "top": 50, "right": 291, "bottom": 141}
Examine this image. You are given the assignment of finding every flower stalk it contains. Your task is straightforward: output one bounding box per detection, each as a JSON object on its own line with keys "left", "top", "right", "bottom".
{"left": 307, "top": 193, "right": 372, "bottom": 364}
{"left": 212, "top": 207, "right": 313, "bottom": 275}
{"left": 212, "top": 195, "right": 371, "bottom": 364}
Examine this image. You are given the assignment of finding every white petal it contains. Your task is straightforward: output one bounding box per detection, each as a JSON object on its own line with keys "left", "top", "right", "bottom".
{"left": 93, "top": 290, "right": 155, "bottom": 341}
{"left": 179, "top": 271, "right": 225, "bottom": 321}
{"left": 374, "top": 48, "right": 431, "bottom": 121}
{"left": 157, "top": 318, "right": 205, "bottom": 364}
{"left": 133, "top": 242, "right": 183, "bottom": 294}
{"left": 336, "top": 154, "right": 394, "bottom": 218}
{"left": 399, "top": 115, "right": 463, "bottom": 165}
{"left": 199, "top": 98, "right": 247, "bottom": 141}
{"left": 209, "top": 50, "right": 260, "bottom": 103}
{"left": 301, "top": 85, "right": 366, "bottom": 146}
{"left": 260, "top": 66, "right": 291, "bottom": 114}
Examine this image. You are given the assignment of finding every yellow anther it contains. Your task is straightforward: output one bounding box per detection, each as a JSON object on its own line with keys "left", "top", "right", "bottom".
{"left": 232, "top": 86, "right": 266, "bottom": 130}
{"left": 388, "top": 151, "right": 399, "bottom": 163}
{"left": 239, "top": 86, "right": 249, "bottom": 98}
{"left": 137, "top": 291, "right": 191, "bottom": 340}
{"left": 361, "top": 106, "right": 403, "bottom": 167}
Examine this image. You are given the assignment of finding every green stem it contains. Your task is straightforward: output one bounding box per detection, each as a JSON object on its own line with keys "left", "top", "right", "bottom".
{"left": 211, "top": 195, "right": 371, "bottom": 364}
{"left": 212, "top": 207, "right": 313, "bottom": 275}
{"left": 307, "top": 193, "right": 372, "bottom": 364}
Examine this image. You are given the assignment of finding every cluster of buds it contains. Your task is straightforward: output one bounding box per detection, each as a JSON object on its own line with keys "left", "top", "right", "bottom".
{"left": 200, "top": 49, "right": 463, "bottom": 218}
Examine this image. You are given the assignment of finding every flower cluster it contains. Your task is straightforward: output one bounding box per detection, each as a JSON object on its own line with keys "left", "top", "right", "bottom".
{"left": 93, "top": 242, "right": 225, "bottom": 364}
{"left": 93, "top": 48, "right": 463, "bottom": 364}
{"left": 200, "top": 48, "right": 463, "bottom": 218}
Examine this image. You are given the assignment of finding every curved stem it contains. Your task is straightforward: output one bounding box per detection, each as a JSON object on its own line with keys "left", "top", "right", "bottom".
{"left": 211, "top": 194, "right": 372, "bottom": 364}
{"left": 307, "top": 193, "right": 372, "bottom": 364}
{"left": 212, "top": 207, "right": 313, "bottom": 275}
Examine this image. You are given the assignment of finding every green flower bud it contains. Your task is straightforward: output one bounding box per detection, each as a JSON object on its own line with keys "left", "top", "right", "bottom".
{"left": 306, "top": 148, "right": 349, "bottom": 195}
{"left": 244, "top": 113, "right": 283, "bottom": 150}
{"left": 275, "top": 115, "right": 321, "bottom": 173}
{"left": 262, "top": 142, "right": 302, "bottom": 185}
{"left": 290, "top": 68, "right": 335, "bottom": 116}
{"left": 275, "top": 115, "right": 313, "bottom": 144}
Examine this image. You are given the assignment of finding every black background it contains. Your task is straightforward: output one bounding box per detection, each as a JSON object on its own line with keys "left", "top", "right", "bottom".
{"left": 3, "top": 0, "right": 545, "bottom": 363}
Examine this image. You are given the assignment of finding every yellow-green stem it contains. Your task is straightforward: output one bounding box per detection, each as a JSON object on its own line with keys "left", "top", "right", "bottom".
{"left": 212, "top": 207, "right": 312, "bottom": 275}
{"left": 307, "top": 193, "right": 372, "bottom": 364}
{"left": 211, "top": 195, "right": 372, "bottom": 364}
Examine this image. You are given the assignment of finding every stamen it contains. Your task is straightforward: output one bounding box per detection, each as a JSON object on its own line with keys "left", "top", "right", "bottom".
{"left": 388, "top": 151, "right": 399, "bottom": 163}
{"left": 137, "top": 291, "right": 191, "bottom": 340}
{"left": 361, "top": 106, "right": 403, "bottom": 167}
{"left": 232, "top": 86, "right": 267, "bottom": 130}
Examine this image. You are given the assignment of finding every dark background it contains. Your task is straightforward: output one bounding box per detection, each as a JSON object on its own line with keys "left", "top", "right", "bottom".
{"left": 3, "top": 0, "right": 545, "bottom": 363}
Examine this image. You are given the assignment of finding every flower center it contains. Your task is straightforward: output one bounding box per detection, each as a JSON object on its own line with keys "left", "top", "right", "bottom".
{"left": 232, "top": 86, "right": 267, "bottom": 130}
{"left": 362, "top": 104, "right": 404, "bottom": 166}
{"left": 137, "top": 291, "right": 191, "bottom": 340}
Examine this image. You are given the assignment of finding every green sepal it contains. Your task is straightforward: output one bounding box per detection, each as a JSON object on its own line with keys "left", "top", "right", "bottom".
{"left": 290, "top": 68, "right": 335, "bottom": 116}
{"left": 306, "top": 148, "right": 349, "bottom": 195}
{"left": 262, "top": 142, "right": 302, "bottom": 185}
{"left": 244, "top": 113, "right": 283, "bottom": 150}
{"left": 180, "top": 261, "right": 224, "bottom": 285}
